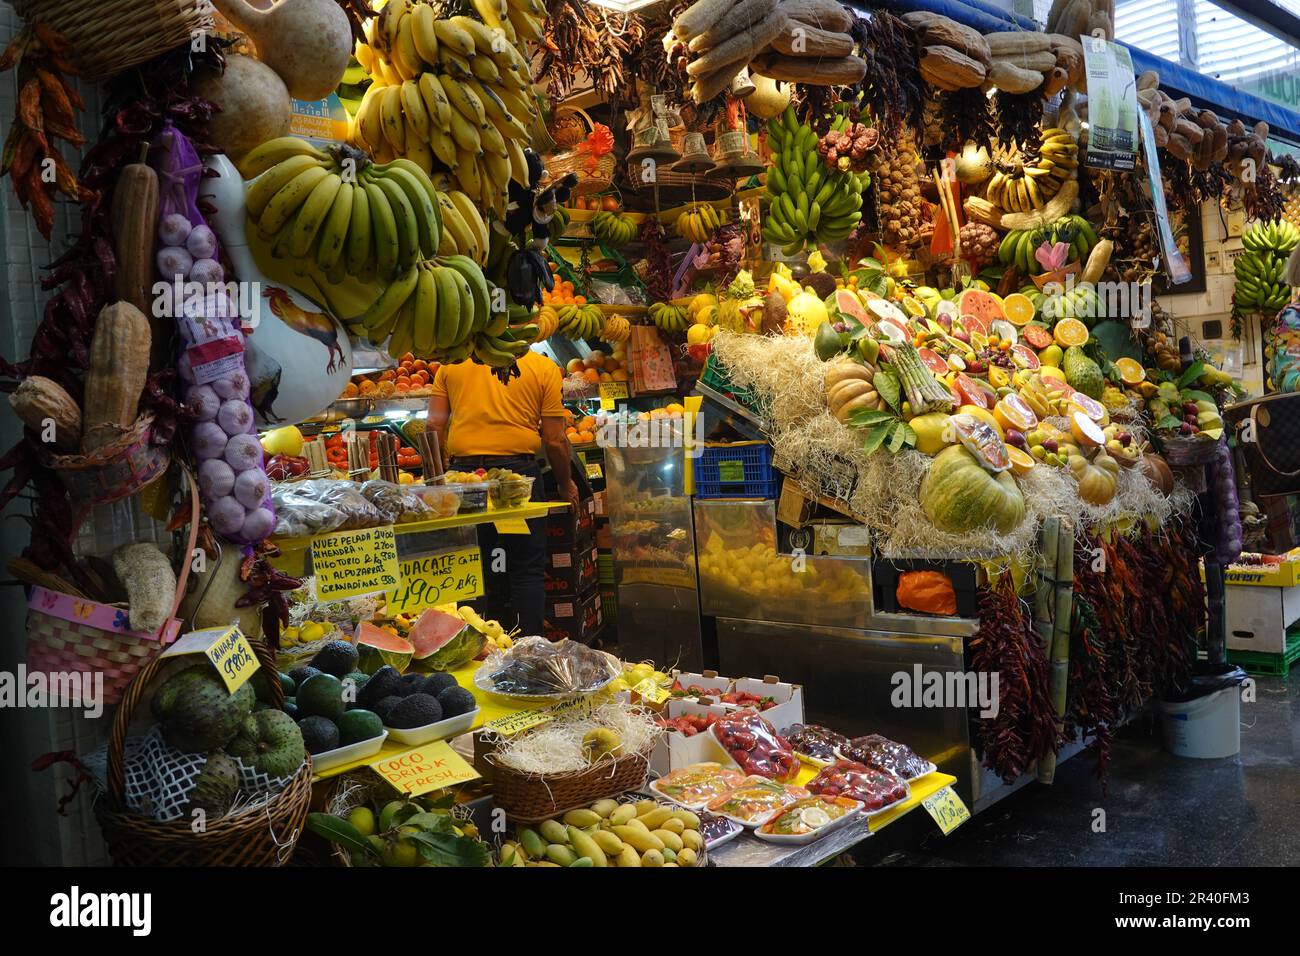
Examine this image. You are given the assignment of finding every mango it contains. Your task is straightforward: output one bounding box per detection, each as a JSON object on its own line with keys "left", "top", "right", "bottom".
{"left": 608, "top": 804, "right": 638, "bottom": 826}
{"left": 641, "top": 848, "right": 665, "bottom": 867}
{"left": 677, "top": 847, "right": 698, "bottom": 867}
{"left": 568, "top": 826, "right": 608, "bottom": 867}
{"left": 653, "top": 829, "right": 684, "bottom": 853}
{"left": 562, "top": 808, "right": 602, "bottom": 828}
{"left": 517, "top": 827, "right": 546, "bottom": 859}
{"left": 616, "top": 846, "right": 641, "bottom": 867}
{"left": 659, "top": 817, "right": 686, "bottom": 835}
{"left": 681, "top": 829, "right": 703, "bottom": 851}
{"left": 539, "top": 819, "right": 568, "bottom": 844}
{"left": 613, "top": 825, "right": 664, "bottom": 853}
{"left": 545, "top": 844, "right": 577, "bottom": 867}
{"left": 591, "top": 830, "right": 624, "bottom": 855}
{"left": 589, "top": 799, "right": 620, "bottom": 818}
{"left": 638, "top": 807, "right": 673, "bottom": 830}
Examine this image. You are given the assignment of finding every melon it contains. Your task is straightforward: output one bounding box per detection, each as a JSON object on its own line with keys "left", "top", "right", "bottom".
{"left": 356, "top": 622, "right": 414, "bottom": 675}
{"left": 786, "top": 290, "right": 829, "bottom": 335}
{"left": 407, "top": 608, "right": 486, "bottom": 672}
{"left": 834, "top": 289, "right": 871, "bottom": 324}
{"left": 957, "top": 288, "right": 1005, "bottom": 330}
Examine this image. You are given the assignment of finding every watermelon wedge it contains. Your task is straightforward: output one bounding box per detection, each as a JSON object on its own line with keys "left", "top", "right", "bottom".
{"left": 407, "top": 607, "right": 486, "bottom": 672}
{"left": 356, "top": 622, "right": 415, "bottom": 675}
{"left": 834, "top": 289, "right": 871, "bottom": 324}
{"left": 957, "top": 289, "right": 1005, "bottom": 330}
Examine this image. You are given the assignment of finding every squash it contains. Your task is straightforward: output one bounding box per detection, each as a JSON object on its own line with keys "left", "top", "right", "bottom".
{"left": 744, "top": 72, "right": 791, "bottom": 119}
{"left": 1070, "top": 451, "right": 1120, "bottom": 506}
{"left": 920, "top": 445, "right": 1026, "bottom": 535}
{"left": 896, "top": 570, "right": 958, "bottom": 615}
{"left": 8, "top": 376, "right": 81, "bottom": 451}
{"left": 825, "top": 360, "right": 881, "bottom": 421}
{"left": 82, "top": 302, "right": 151, "bottom": 453}
{"left": 1140, "top": 452, "right": 1174, "bottom": 497}
{"left": 110, "top": 145, "right": 159, "bottom": 338}
{"left": 770, "top": 22, "right": 853, "bottom": 59}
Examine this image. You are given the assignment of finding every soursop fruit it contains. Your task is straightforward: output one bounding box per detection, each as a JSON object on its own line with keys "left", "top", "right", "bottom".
{"left": 151, "top": 666, "right": 254, "bottom": 753}
{"left": 183, "top": 751, "right": 240, "bottom": 819}
{"left": 226, "top": 710, "right": 306, "bottom": 778}
{"left": 1062, "top": 346, "right": 1103, "bottom": 399}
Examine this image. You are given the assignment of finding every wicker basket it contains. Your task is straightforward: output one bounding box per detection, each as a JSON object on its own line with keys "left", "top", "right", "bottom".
{"left": 94, "top": 638, "right": 313, "bottom": 866}
{"left": 547, "top": 107, "right": 615, "bottom": 197}
{"left": 484, "top": 746, "right": 654, "bottom": 824}
{"left": 47, "top": 412, "right": 170, "bottom": 505}
{"left": 24, "top": 462, "right": 199, "bottom": 706}
{"left": 12, "top": 0, "right": 216, "bottom": 82}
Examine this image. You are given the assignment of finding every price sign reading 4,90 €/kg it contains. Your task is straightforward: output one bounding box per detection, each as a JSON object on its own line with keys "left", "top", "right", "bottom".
{"left": 311, "top": 526, "right": 401, "bottom": 601}
{"left": 922, "top": 786, "right": 971, "bottom": 835}
{"left": 386, "top": 548, "right": 482, "bottom": 615}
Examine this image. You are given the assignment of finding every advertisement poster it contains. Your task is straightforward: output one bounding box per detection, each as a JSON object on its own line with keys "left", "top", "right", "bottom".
{"left": 1082, "top": 37, "right": 1139, "bottom": 171}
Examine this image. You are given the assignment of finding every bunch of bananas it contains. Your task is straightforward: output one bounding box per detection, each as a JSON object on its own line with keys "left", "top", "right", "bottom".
{"left": 351, "top": 2, "right": 543, "bottom": 221}
{"left": 985, "top": 128, "right": 1077, "bottom": 214}
{"left": 590, "top": 210, "right": 637, "bottom": 247}
{"left": 1040, "top": 281, "right": 1100, "bottom": 322}
{"left": 763, "top": 105, "right": 865, "bottom": 255}
{"left": 557, "top": 303, "right": 606, "bottom": 340}
{"left": 434, "top": 188, "right": 490, "bottom": 265}
{"left": 238, "top": 138, "right": 442, "bottom": 282}
{"left": 351, "top": 254, "right": 489, "bottom": 361}
{"left": 600, "top": 313, "right": 631, "bottom": 343}
{"left": 472, "top": 309, "right": 540, "bottom": 368}
{"left": 1235, "top": 219, "right": 1299, "bottom": 314}
{"left": 534, "top": 304, "right": 560, "bottom": 341}
{"left": 998, "top": 215, "right": 1098, "bottom": 274}
{"left": 675, "top": 203, "right": 727, "bottom": 244}
{"left": 648, "top": 302, "right": 689, "bottom": 333}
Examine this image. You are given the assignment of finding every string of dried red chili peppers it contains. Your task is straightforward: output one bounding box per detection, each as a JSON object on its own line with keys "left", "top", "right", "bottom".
{"left": 968, "top": 572, "right": 1058, "bottom": 785}
{"left": 0, "top": 23, "right": 90, "bottom": 239}
{"left": 1065, "top": 591, "right": 1115, "bottom": 783}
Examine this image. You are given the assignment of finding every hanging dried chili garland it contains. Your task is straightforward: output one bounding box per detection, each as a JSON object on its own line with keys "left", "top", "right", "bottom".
{"left": 935, "top": 87, "right": 995, "bottom": 154}
{"left": 968, "top": 572, "right": 1059, "bottom": 785}
{"left": 854, "top": 9, "right": 923, "bottom": 141}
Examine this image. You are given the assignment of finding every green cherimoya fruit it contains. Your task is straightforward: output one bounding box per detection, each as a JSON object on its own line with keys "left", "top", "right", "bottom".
{"left": 1062, "top": 345, "right": 1103, "bottom": 399}
{"left": 151, "top": 665, "right": 255, "bottom": 753}
{"left": 227, "top": 710, "right": 306, "bottom": 778}
{"left": 184, "top": 751, "right": 241, "bottom": 819}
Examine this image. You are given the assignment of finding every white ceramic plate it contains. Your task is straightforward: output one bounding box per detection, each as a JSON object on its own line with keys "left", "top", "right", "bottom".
{"left": 385, "top": 708, "right": 480, "bottom": 746}
{"left": 310, "top": 730, "right": 388, "bottom": 774}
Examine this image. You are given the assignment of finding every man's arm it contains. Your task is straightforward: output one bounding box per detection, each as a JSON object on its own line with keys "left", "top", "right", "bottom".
{"left": 541, "top": 416, "right": 579, "bottom": 510}
{"left": 427, "top": 394, "right": 451, "bottom": 472}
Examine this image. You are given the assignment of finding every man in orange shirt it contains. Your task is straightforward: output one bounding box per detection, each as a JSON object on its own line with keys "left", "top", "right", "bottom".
{"left": 429, "top": 351, "right": 578, "bottom": 636}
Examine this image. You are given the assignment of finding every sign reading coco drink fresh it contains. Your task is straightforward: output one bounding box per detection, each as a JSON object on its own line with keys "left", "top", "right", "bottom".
{"left": 369, "top": 741, "right": 480, "bottom": 795}
{"left": 386, "top": 548, "right": 482, "bottom": 614}
{"left": 311, "top": 526, "right": 401, "bottom": 600}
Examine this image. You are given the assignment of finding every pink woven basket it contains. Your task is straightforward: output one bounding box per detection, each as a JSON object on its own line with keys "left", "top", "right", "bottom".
{"left": 23, "top": 464, "right": 200, "bottom": 705}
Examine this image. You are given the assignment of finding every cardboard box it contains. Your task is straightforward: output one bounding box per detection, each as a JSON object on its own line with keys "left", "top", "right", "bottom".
{"left": 1225, "top": 583, "right": 1300, "bottom": 654}
{"left": 667, "top": 672, "right": 805, "bottom": 735}
{"left": 648, "top": 699, "right": 734, "bottom": 776}
{"left": 546, "top": 497, "right": 596, "bottom": 546}
{"left": 544, "top": 586, "right": 603, "bottom": 643}
{"left": 544, "top": 544, "right": 598, "bottom": 596}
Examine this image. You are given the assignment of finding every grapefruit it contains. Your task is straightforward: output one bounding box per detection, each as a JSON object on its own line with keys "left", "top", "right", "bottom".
{"left": 994, "top": 394, "right": 1038, "bottom": 434}
{"left": 1068, "top": 392, "right": 1110, "bottom": 427}
{"left": 953, "top": 374, "right": 989, "bottom": 408}
{"left": 918, "top": 347, "right": 949, "bottom": 375}
{"left": 961, "top": 312, "right": 990, "bottom": 338}
{"left": 1010, "top": 344, "right": 1040, "bottom": 370}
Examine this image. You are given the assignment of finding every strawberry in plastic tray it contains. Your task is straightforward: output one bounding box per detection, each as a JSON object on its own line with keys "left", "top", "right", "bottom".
{"left": 806, "top": 760, "right": 909, "bottom": 813}
{"left": 711, "top": 710, "right": 801, "bottom": 782}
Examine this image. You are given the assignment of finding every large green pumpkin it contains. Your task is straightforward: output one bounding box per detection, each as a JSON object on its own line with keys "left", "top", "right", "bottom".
{"left": 920, "top": 445, "right": 1026, "bottom": 535}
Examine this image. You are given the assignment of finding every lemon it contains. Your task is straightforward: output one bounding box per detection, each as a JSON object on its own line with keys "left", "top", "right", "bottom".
{"left": 687, "top": 323, "right": 711, "bottom": 345}
{"left": 299, "top": 621, "right": 327, "bottom": 643}
{"left": 1039, "top": 344, "right": 1063, "bottom": 367}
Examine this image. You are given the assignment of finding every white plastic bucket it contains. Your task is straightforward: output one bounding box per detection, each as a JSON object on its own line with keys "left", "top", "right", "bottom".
{"left": 1158, "top": 685, "right": 1241, "bottom": 758}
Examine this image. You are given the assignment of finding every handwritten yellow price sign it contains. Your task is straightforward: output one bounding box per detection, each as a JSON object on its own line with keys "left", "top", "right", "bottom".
{"left": 369, "top": 741, "right": 480, "bottom": 796}
{"left": 599, "top": 381, "right": 629, "bottom": 410}
{"left": 203, "top": 625, "right": 261, "bottom": 693}
{"left": 922, "top": 785, "right": 971, "bottom": 835}
{"left": 481, "top": 694, "right": 599, "bottom": 738}
{"left": 311, "top": 525, "right": 401, "bottom": 601}
{"left": 386, "top": 548, "right": 482, "bottom": 615}
{"left": 631, "top": 677, "right": 670, "bottom": 704}
{"left": 585, "top": 461, "right": 603, "bottom": 480}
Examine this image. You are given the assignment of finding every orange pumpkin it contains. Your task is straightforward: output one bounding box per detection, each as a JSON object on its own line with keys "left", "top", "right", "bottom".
{"left": 896, "top": 571, "right": 958, "bottom": 616}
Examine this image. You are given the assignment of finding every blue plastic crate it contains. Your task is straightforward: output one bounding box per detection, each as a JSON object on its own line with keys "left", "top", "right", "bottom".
{"left": 695, "top": 477, "right": 781, "bottom": 500}
{"left": 696, "top": 442, "right": 774, "bottom": 488}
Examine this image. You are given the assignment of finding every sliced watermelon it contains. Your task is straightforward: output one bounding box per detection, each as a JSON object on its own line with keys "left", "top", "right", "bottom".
{"left": 918, "top": 347, "right": 948, "bottom": 375}
{"left": 1010, "top": 344, "right": 1040, "bottom": 370}
{"left": 957, "top": 289, "right": 1006, "bottom": 330}
{"left": 835, "top": 289, "right": 871, "bottom": 324}
{"left": 356, "top": 622, "right": 415, "bottom": 675}
{"left": 407, "top": 608, "right": 486, "bottom": 672}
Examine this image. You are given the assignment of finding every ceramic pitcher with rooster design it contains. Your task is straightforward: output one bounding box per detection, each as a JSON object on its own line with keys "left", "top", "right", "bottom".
{"left": 199, "top": 153, "right": 354, "bottom": 427}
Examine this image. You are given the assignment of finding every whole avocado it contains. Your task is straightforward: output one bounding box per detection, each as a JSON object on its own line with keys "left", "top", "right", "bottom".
{"left": 387, "top": 693, "right": 442, "bottom": 729}
{"left": 310, "top": 640, "right": 360, "bottom": 678}
{"left": 358, "top": 666, "right": 406, "bottom": 709}
{"left": 436, "top": 685, "right": 476, "bottom": 719}
{"left": 296, "top": 673, "right": 346, "bottom": 721}
{"left": 298, "top": 715, "right": 340, "bottom": 754}
{"left": 337, "top": 709, "right": 384, "bottom": 745}
{"left": 151, "top": 665, "right": 255, "bottom": 753}
{"left": 226, "top": 710, "right": 306, "bottom": 778}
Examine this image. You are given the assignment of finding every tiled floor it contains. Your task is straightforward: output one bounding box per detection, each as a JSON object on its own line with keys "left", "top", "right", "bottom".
{"left": 856, "top": 675, "right": 1298, "bottom": 867}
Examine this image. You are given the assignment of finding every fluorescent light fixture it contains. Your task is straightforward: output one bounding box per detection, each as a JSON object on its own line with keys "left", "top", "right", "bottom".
{"left": 583, "top": 0, "right": 662, "bottom": 12}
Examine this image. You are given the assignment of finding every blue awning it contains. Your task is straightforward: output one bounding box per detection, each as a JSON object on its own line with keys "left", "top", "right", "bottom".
{"left": 866, "top": 0, "right": 1300, "bottom": 143}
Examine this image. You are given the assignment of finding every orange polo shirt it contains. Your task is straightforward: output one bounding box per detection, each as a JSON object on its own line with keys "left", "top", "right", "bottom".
{"left": 431, "top": 351, "right": 565, "bottom": 456}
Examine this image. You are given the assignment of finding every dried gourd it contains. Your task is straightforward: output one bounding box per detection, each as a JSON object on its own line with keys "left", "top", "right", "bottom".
{"left": 111, "top": 145, "right": 160, "bottom": 325}
{"left": 687, "top": 0, "right": 777, "bottom": 52}
{"left": 987, "top": 60, "right": 1044, "bottom": 94}
{"left": 112, "top": 542, "right": 177, "bottom": 634}
{"left": 753, "top": 53, "right": 867, "bottom": 86}
{"left": 918, "top": 45, "right": 986, "bottom": 90}
{"left": 8, "top": 376, "right": 81, "bottom": 451}
{"left": 902, "top": 13, "right": 990, "bottom": 65}
{"left": 82, "top": 302, "right": 152, "bottom": 453}
{"left": 984, "top": 31, "right": 1052, "bottom": 57}
{"left": 770, "top": 22, "right": 853, "bottom": 58}
{"left": 686, "top": 11, "right": 787, "bottom": 77}
{"left": 779, "top": 0, "right": 853, "bottom": 34}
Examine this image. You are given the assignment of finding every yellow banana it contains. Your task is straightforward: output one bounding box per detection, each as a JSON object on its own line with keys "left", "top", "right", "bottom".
{"left": 344, "top": 182, "right": 372, "bottom": 277}
{"left": 288, "top": 171, "right": 343, "bottom": 259}
{"left": 379, "top": 84, "right": 407, "bottom": 153}
{"left": 245, "top": 154, "right": 324, "bottom": 221}
{"left": 439, "top": 72, "right": 487, "bottom": 127}
{"left": 399, "top": 80, "right": 431, "bottom": 143}
{"left": 409, "top": 3, "right": 440, "bottom": 66}
{"left": 259, "top": 164, "right": 330, "bottom": 236}
{"left": 447, "top": 108, "right": 483, "bottom": 155}
{"left": 417, "top": 72, "right": 453, "bottom": 131}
